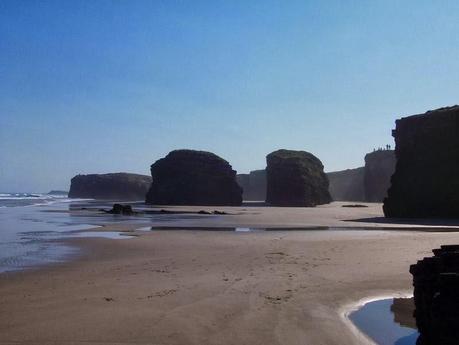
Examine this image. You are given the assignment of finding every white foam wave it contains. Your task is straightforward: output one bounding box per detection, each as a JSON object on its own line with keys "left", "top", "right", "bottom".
{"left": 0, "top": 193, "right": 92, "bottom": 208}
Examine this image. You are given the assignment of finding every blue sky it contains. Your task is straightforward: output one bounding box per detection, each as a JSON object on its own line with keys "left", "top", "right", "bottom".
{"left": 2, "top": 1, "right": 459, "bottom": 192}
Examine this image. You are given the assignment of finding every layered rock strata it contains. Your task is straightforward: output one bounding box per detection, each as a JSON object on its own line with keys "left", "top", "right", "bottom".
{"left": 410, "top": 245, "right": 459, "bottom": 345}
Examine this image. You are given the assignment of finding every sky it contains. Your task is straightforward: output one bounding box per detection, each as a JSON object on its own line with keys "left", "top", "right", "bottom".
{"left": 2, "top": 0, "right": 459, "bottom": 192}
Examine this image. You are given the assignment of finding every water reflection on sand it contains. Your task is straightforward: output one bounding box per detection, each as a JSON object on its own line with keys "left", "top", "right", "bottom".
{"left": 350, "top": 298, "right": 419, "bottom": 345}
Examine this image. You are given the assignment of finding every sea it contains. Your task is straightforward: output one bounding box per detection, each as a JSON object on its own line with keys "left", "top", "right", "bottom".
{"left": 0, "top": 192, "right": 139, "bottom": 273}
{"left": 0, "top": 192, "right": 236, "bottom": 274}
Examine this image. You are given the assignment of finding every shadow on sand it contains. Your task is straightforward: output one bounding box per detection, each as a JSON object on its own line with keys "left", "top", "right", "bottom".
{"left": 345, "top": 216, "right": 459, "bottom": 228}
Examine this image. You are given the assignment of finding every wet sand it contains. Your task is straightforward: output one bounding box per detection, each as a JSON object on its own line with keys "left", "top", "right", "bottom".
{"left": 1, "top": 203, "right": 459, "bottom": 345}
{"left": 134, "top": 201, "right": 459, "bottom": 230}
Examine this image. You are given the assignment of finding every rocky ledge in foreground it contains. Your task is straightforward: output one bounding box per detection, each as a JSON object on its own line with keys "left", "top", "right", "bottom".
{"left": 68, "top": 173, "right": 152, "bottom": 200}
{"left": 145, "top": 149, "right": 242, "bottom": 206}
{"left": 410, "top": 245, "right": 459, "bottom": 345}
{"left": 384, "top": 105, "right": 459, "bottom": 218}
{"left": 266, "top": 149, "right": 331, "bottom": 207}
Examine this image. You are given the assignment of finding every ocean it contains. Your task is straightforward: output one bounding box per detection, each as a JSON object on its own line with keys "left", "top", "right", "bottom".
{"left": 0, "top": 192, "right": 72, "bottom": 208}
{"left": 0, "top": 193, "right": 136, "bottom": 273}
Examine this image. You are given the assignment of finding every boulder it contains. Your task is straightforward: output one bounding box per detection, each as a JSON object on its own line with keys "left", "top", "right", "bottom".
{"left": 145, "top": 150, "right": 242, "bottom": 206}
{"left": 266, "top": 149, "right": 331, "bottom": 207}
{"left": 68, "top": 173, "right": 152, "bottom": 200}
{"left": 108, "top": 204, "right": 134, "bottom": 215}
{"left": 236, "top": 169, "right": 266, "bottom": 201}
{"left": 384, "top": 105, "right": 459, "bottom": 218}
{"left": 364, "top": 150, "right": 395, "bottom": 202}
{"left": 327, "top": 167, "right": 365, "bottom": 201}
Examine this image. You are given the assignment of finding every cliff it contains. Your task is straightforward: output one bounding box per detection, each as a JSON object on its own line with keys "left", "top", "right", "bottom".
{"left": 236, "top": 169, "right": 266, "bottom": 201}
{"left": 266, "top": 149, "right": 331, "bottom": 207}
{"left": 68, "top": 173, "right": 152, "bottom": 200}
{"left": 327, "top": 167, "right": 365, "bottom": 201}
{"left": 364, "top": 150, "right": 395, "bottom": 202}
{"left": 145, "top": 150, "right": 242, "bottom": 206}
{"left": 384, "top": 106, "right": 459, "bottom": 218}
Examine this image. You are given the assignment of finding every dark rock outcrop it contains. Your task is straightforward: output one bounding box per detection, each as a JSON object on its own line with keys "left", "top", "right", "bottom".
{"left": 145, "top": 150, "right": 242, "bottom": 206}
{"left": 68, "top": 173, "right": 152, "bottom": 200}
{"left": 108, "top": 204, "right": 134, "bottom": 215}
{"left": 266, "top": 149, "right": 331, "bottom": 207}
{"left": 384, "top": 106, "right": 459, "bottom": 218}
{"left": 327, "top": 167, "right": 365, "bottom": 201}
{"left": 236, "top": 169, "right": 266, "bottom": 201}
{"left": 364, "top": 150, "right": 395, "bottom": 202}
{"left": 410, "top": 245, "right": 459, "bottom": 345}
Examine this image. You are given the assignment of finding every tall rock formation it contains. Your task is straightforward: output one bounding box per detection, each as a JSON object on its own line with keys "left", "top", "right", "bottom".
{"left": 266, "top": 149, "right": 331, "bottom": 207}
{"left": 384, "top": 106, "right": 459, "bottom": 218}
{"left": 145, "top": 150, "right": 242, "bottom": 206}
{"left": 364, "top": 150, "right": 395, "bottom": 202}
{"left": 236, "top": 169, "right": 266, "bottom": 201}
{"left": 327, "top": 167, "right": 365, "bottom": 201}
{"left": 68, "top": 173, "right": 152, "bottom": 200}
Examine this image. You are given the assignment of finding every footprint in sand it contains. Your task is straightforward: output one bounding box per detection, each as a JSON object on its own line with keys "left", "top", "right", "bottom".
{"left": 264, "top": 294, "right": 292, "bottom": 304}
{"left": 148, "top": 289, "right": 177, "bottom": 298}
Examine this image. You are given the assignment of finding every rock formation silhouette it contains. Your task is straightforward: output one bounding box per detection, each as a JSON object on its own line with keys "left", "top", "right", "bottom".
{"left": 266, "top": 149, "right": 331, "bottom": 207}
{"left": 384, "top": 105, "right": 459, "bottom": 218}
{"left": 145, "top": 149, "right": 242, "bottom": 206}
{"left": 68, "top": 173, "right": 151, "bottom": 200}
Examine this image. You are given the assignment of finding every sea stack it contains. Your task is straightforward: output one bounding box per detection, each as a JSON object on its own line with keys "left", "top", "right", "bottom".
{"left": 266, "top": 149, "right": 331, "bottom": 207}
{"left": 68, "top": 173, "right": 152, "bottom": 200}
{"left": 384, "top": 106, "right": 459, "bottom": 218}
{"left": 236, "top": 169, "right": 267, "bottom": 201}
{"left": 145, "top": 149, "right": 242, "bottom": 206}
{"left": 363, "top": 150, "right": 395, "bottom": 202}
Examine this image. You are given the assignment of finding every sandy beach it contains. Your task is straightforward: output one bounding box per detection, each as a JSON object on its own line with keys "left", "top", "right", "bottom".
{"left": 1, "top": 202, "right": 459, "bottom": 345}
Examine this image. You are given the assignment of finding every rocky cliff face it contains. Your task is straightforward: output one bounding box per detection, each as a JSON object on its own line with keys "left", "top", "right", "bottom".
{"left": 266, "top": 149, "right": 331, "bottom": 207}
{"left": 384, "top": 106, "right": 459, "bottom": 218}
{"left": 236, "top": 169, "right": 266, "bottom": 201}
{"left": 364, "top": 150, "right": 395, "bottom": 202}
{"left": 327, "top": 167, "right": 365, "bottom": 201}
{"left": 145, "top": 150, "right": 242, "bottom": 206}
{"left": 327, "top": 150, "right": 395, "bottom": 202}
{"left": 410, "top": 245, "right": 459, "bottom": 345}
{"left": 68, "top": 173, "right": 152, "bottom": 200}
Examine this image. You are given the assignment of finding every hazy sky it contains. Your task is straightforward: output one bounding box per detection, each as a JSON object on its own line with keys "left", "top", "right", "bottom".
{"left": 2, "top": 1, "right": 459, "bottom": 192}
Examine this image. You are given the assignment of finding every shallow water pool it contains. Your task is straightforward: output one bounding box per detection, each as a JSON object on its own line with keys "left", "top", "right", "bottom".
{"left": 349, "top": 298, "right": 419, "bottom": 345}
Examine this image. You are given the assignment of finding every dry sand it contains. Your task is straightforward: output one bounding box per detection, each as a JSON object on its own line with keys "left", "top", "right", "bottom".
{"left": 1, "top": 202, "right": 459, "bottom": 345}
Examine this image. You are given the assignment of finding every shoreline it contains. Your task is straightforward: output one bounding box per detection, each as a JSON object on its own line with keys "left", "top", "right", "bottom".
{"left": 340, "top": 291, "right": 414, "bottom": 345}
{"left": 1, "top": 203, "right": 458, "bottom": 344}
